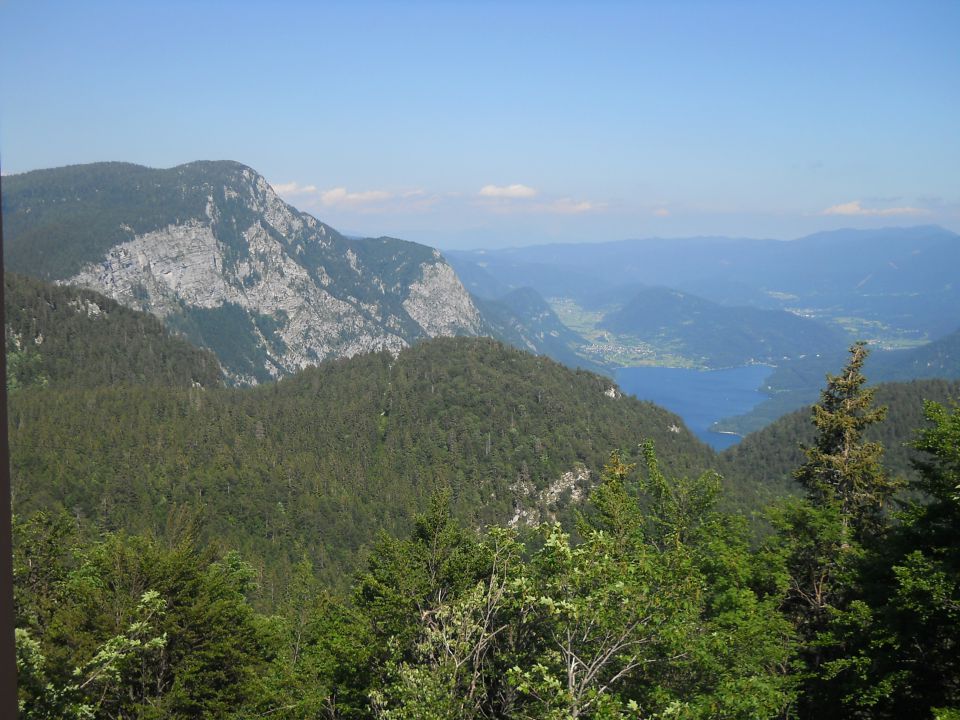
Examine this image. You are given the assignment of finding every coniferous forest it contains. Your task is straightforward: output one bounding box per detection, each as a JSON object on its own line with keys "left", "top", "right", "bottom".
{"left": 6, "top": 274, "right": 959, "bottom": 719}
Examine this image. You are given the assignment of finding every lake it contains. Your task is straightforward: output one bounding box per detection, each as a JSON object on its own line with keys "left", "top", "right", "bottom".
{"left": 614, "top": 365, "right": 773, "bottom": 451}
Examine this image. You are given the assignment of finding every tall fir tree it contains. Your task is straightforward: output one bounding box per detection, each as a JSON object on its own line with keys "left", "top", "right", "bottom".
{"left": 794, "top": 341, "right": 898, "bottom": 541}
{"left": 773, "top": 342, "right": 898, "bottom": 718}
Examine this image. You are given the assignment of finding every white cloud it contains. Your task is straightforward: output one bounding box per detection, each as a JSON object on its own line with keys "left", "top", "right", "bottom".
{"left": 539, "top": 198, "right": 599, "bottom": 214}
{"left": 271, "top": 179, "right": 446, "bottom": 216}
{"left": 270, "top": 181, "right": 318, "bottom": 196}
{"left": 479, "top": 195, "right": 603, "bottom": 215}
{"left": 319, "top": 187, "right": 393, "bottom": 207}
{"left": 478, "top": 183, "right": 538, "bottom": 199}
{"left": 821, "top": 200, "right": 928, "bottom": 217}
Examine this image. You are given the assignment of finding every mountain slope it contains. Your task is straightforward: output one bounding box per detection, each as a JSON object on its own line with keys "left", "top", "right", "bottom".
{"left": 9, "top": 336, "right": 716, "bottom": 588}
{"left": 2, "top": 161, "right": 483, "bottom": 383}
{"left": 719, "top": 378, "right": 960, "bottom": 498}
{"left": 714, "top": 327, "right": 960, "bottom": 435}
{"left": 4, "top": 272, "right": 223, "bottom": 390}
{"left": 473, "top": 287, "right": 603, "bottom": 372}
{"left": 870, "top": 326, "right": 960, "bottom": 380}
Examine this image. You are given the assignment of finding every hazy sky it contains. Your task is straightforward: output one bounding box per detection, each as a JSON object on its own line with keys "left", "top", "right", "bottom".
{"left": 1, "top": 0, "right": 957, "bottom": 248}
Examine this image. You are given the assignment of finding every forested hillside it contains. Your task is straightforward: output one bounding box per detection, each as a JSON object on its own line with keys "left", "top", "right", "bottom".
{"left": 10, "top": 301, "right": 960, "bottom": 718}
{"left": 719, "top": 377, "right": 960, "bottom": 497}
{"left": 714, "top": 327, "right": 960, "bottom": 435}
{"left": 14, "top": 390, "right": 959, "bottom": 719}
{"left": 5, "top": 277, "right": 956, "bottom": 718}
{"left": 9, "top": 336, "right": 715, "bottom": 592}
{"left": 472, "top": 287, "right": 602, "bottom": 372}
{"left": 4, "top": 272, "right": 223, "bottom": 389}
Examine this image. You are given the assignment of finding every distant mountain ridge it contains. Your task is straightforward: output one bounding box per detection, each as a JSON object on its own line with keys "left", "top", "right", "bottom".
{"left": 3, "top": 161, "right": 484, "bottom": 383}
{"left": 449, "top": 225, "right": 960, "bottom": 342}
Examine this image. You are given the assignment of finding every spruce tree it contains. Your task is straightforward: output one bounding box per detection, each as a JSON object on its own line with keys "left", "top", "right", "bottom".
{"left": 774, "top": 342, "right": 897, "bottom": 718}
{"left": 794, "top": 340, "right": 898, "bottom": 540}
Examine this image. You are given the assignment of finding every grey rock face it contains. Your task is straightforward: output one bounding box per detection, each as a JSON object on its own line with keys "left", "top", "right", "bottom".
{"left": 403, "top": 258, "right": 483, "bottom": 337}
{"left": 63, "top": 161, "right": 483, "bottom": 383}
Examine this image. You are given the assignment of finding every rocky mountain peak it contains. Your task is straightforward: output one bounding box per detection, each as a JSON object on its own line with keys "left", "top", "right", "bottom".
{"left": 3, "top": 160, "right": 483, "bottom": 383}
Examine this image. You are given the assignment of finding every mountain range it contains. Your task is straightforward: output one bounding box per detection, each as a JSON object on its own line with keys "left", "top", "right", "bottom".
{"left": 449, "top": 225, "right": 960, "bottom": 360}
{"left": 4, "top": 160, "right": 958, "bottom": 436}
{"left": 7, "top": 271, "right": 955, "bottom": 587}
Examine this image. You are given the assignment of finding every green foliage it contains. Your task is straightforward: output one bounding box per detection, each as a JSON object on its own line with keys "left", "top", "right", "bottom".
{"left": 370, "top": 527, "right": 525, "bottom": 720}
{"left": 764, "top": 347, "right": 960, "bottom": 719}
{"left": 369, "top": 445, "right": 795, "bottom": 720}
{"left": 10, "top": 440, "right": 799, "bottom": 719}
{"left": 9, "top": 256, "right": 956, "bottom": 716}
{"left": 912, "top": 399, "right": 960, "bottom": 502}
{"left": 720, "top": 377, "right": 960, "bottom": 500}
{"left": 9, "top": 337, "right": 717, "bottom": 590}
{"left": 814, "top": 401, "right": 960, "bottom": 718}
{"left": 764, "top": 345, "right": 894, "bottom": 717}
{"left": 4, "top": 273, "right": 223, "bottom": 389}
{"left": 13, "top": 518, "right": 268, "bottom": 718}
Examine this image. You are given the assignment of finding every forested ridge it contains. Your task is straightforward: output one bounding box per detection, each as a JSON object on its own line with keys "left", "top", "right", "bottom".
{"left": 9, "top": 278, "right": 960, "bottom": 717}
{"left": 599, "top": 286, "right": 848, "bottom": 368}
{"left": 9, "top": 335, "right": 717, "bottom": 592}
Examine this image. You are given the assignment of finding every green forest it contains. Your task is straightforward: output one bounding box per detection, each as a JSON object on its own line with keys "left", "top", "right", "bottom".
{"left": 8, "top": 278, "right": 960, "bottom": 718}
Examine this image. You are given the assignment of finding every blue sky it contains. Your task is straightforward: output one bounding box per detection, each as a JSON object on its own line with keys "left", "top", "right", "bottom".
{"left": 1, "top": 0, "right": 957, "bottom": 248}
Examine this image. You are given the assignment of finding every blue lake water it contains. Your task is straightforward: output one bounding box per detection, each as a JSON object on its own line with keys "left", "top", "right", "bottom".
{"left": 614, "top": 365, "right": 774, "bottom": 451}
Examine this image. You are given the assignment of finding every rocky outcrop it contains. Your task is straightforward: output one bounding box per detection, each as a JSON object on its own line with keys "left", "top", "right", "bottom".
{"left": 403, "top": 258, "right": 483, "bottom": 337}
{"left": 509, "top": 464, "right": 590, "bottom": 527}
